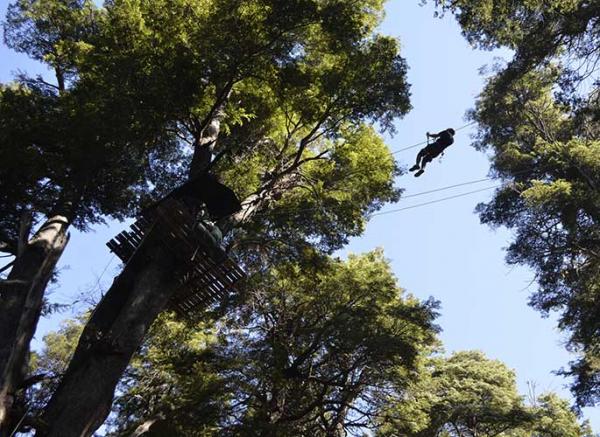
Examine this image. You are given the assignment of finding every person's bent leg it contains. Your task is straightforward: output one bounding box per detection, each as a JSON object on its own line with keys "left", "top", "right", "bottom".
{"left": 410, "top": 149, "right": 426, "bottom": 171}
{"left": 414, "top": 154, "right": 432, "bottom": 177}
{"left": 421, "top": 154, "right": 432, "bottom": 169}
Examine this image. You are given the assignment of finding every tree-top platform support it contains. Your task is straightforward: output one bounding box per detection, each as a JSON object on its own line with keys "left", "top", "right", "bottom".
{"left": 106, "top": 198, "right": 245, "bottom": 319}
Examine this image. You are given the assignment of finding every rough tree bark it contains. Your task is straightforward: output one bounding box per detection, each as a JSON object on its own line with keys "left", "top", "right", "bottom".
{"left": 38, "top": 235, "right": 177, "bottom": 436}
{"left": 189, "top": 81, "right": 233, "bottom": 179}
{"left": 0, "top": 213, "right": 70, "bottom": 432}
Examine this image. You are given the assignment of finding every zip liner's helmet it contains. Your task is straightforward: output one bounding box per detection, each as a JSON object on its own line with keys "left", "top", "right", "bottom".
{"left": 448, "top": 128, "right": 456, "bottom": 135}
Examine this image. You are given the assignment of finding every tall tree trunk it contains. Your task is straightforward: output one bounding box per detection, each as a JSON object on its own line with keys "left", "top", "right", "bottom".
{"left": 38, "top": 100, "right": 233, "bottom": 436}
{"left": 38, "top": 98, "right": 301, "bottom": 435}
{"left": 325, "top": 373, "right": 363, "bottom": 437}
{"left": 37, "top": 180, "right": 283, "bottom": 436}
{"left": 0, "top": 214, "right": 70, "bottom": 432}
{"left": 188, "top": 115, "right": 222, "bottom": 178}
{"left": 189, "top": 81, "right": 233, "bottom": 179}
{"left": 38, "top": 238, "right": 177, "bottom": 437}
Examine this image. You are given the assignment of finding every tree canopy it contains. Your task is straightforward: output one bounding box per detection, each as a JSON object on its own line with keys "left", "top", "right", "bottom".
{"left": 32, "top": 315, "right": 593, "bottom": 436}
{"left": 377, "top": 351, "right": 593, "bottom": 437}
{"left": 3, "top": 0, "right": 600, "bottom": 434}
{"left": 432, "top": 0, "right": 600, "bottom": 407}
{"left": 30, "top": 252, "right": 440, "bottom": 436}
{"left": 1, "top": 0, "right": 415, "bottom": 433}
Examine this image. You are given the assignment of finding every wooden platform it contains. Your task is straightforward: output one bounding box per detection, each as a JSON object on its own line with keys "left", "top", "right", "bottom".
{"left": 106, "top": 198, "right": 246, "bottom": 319}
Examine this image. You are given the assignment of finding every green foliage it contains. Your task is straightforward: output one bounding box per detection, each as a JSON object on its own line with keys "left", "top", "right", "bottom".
{"left": 27, "top": 318, "right": 84, "bottom": 413}
{"left": 530, "top": 393, "right": 594, "bottom": 437}
{"left": 4, "top": 0, "right": 98, "bottom": 87}
{"left": 84, "top": 0, "right": 410, "bottom": 138}
{"left": 0, "top": 83, "right": 58, "bottom": 251}
{"left": 427, "top": 0, "right": 598, "bottom": 92}
{"left": 378, "top": 351, "right": 531, "bottom": 437}
{"left": 428, "top": 0, "right": 580, "bottom": 50}
{"left": 377, "top": 351, "right": 592, "bottom": 437}
{"left": 431, "top": 0, "right": 600, "bottom": 408}
{"left": 470, "top": 67, "right": 600, "bottom": 407}
{"left": 0, "top": 77, "right": 181, "bottom": 237}
{"left": 0, "top": 0, "right": 187, "bottom": 252}
{"left": 37, "top": 321, "right": 592, "bottom": 436}
{"left": 222, "top": 124, "right": 401, "bottom": 263}
{"left": 221, "top": 251, "right": 439, "bottom": 435}
{"left": 97, "top": 251, "right": 440, "bottom": 436}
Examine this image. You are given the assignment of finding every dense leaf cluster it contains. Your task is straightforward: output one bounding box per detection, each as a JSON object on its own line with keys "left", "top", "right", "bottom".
{"left": 33, "top": 300, "right": 593, "bottom": 436}
{"left": 1, "top": 0, "right": 413, "bottom": 433}
{"left": 431, "top": 0, "right": 600, "bottom": 407}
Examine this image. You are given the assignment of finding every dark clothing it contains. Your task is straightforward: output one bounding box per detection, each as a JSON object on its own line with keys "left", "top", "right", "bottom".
{"left": 410, "top": 129, "right": 455, "bottom": 176}
{"left": 435, "top": 129, "right": 454, "bottom": 148}
{"left": 425, "top": 129, "right": 454, "bottom": 156}
{"left": 422, "top": 143, "right": 445, "bottom": 159}
{"left": 436, "top": 129, "right": 454, "bottom": 147}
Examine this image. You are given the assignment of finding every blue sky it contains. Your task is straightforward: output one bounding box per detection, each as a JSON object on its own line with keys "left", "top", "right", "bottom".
{"left": 1, "top": 0, "right": 598, "bottom": 430}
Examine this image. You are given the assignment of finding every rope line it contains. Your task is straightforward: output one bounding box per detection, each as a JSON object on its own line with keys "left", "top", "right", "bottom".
{"left": 246, "top": 163, "right": 543, "bottom": 221}
{"left": 92, "top": 254, "right": 115, "bottom": 296}
{"left": 401, "top": 177, "right": 492, "bottom": 199}
{"left": 253, "top": 151, "right": 541, "bottom": 220}
{"left": 370, "top": 185, "right": 499, "bottom": 217}
{"left": 250, "top": 179, "right": 500, "bottom": 220}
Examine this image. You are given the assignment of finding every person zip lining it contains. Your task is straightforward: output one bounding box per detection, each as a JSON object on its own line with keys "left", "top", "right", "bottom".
{"left": 409, "top": 128, "right": 455, "bottom": 177}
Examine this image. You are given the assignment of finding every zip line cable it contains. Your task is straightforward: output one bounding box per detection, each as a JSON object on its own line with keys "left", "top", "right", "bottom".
{"left": 250, "top": 179, "right": 502, "bottom": 220}
{"left": 369, "top": 185, "right": 499, "bottom": 217}
{"left": 401, "top": 176, "right": 492, "bottom": 199}
{"left": 391, "top": 165, "right": 538, "bottom": 201}
{"left": 247, "top": 158, "right": 544, "bottom": 221}
{"left": 250, "top": 159, "right": 541, "bottom": 220}
{"left": 366, "top": 164, "right": 550, "bottom": 217}
{"left": 244, "top": 122, "right": 485, "bottom": 219}
{"left": 242, "top": 159, "right": 546, "bottom": 223}
{"left": 247, "top": 159, "right": 548, "bottom": 220}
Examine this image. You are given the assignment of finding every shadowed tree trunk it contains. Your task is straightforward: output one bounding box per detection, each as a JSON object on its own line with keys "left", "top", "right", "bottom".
{"left": 189, "top": 81, "right": 233, "bottom": 179}
{"left": 38, "top": 236, "right": 177, "bottom": 436}
{"left": 0, "top": 212, "right": 70, "bottom": 432}
{"left": 37, "top": 105, "right": 237, "bottom": 435}
{"left": 37, "top": 176, "right": 286, "bottom": 436}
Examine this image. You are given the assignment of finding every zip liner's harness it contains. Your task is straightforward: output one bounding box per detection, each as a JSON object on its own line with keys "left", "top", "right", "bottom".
{"left": 425, "top": 132, "right": 446, "bottom": 163}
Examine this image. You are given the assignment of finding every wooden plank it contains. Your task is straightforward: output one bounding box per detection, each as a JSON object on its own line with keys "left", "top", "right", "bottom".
{"left": 107, "top": 197, "right": 246, "bottom": 317}
{"left": 115, "top": 233, "right": 136, "bottom": 255}
{"left": 106, "top": 240, "right": 119, "bottom": 253}
{"left": 128, "top": 229, "right": 144, "bottom": 245}
{"left": 174, "top": 281, "right": 219, "bottom": 312}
